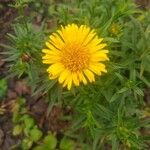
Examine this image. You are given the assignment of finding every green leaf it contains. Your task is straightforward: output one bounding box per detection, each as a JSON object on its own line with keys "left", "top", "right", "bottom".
{"left": 17, "top": 98, "right": 26, "bottom": 106}
{"left": 110, "top": 93, "right": 120, "bottom": 103}
{"left": 117, "top": 87, "right": 128, "bottom": 93}
{"left": 21, "top": 138, "right": 33, "bottom": 150}
{"left": 43, "top": 134, "right": 57, "bottom": 149}
{"left": 105, "top": 37, "right": 119, "bottom": 43}
{"left": 33, "top": 145, "right": 48, "bottom": 150}
{"left": 0, "top": 79, "right": 7, "bottom": 100}
{"left": 30, "top": 128, "right": 43, "bottom": 142}
{"left": 60, "top": 137, "right": 75, "bottom": 150}
{"left": 134, "top": 87, "right": 144, "bottom": 96}
{"left": 97, "top": 104, "right": 113, "bottom": 120}
{"left": 0, "top": 43, "right": 16, "bottom": 51}
{"left": 13, "top": 125, "right": 23, "bottom": 136}
{"left": 111, "top": 134, "right": 119, "bottom": 150}
{"left": 12, "top": 112, "right": 20, "bottom": 123}
{"left": 24, "top": 117, "right": 35, "bottom": 129}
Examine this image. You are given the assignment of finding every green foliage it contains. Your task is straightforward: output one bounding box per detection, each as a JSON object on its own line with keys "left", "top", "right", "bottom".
{"left": 33, "top": 145, "right": 47, "bottom": 150}
{"left": 30, "top": 127, "right": 43, "bottom": 142}
{"left": 60, "top": 137, "right": 75, "bottom": 150}
{"left": 12, "top": 98, "right": 43, "bottom": 149}
{"left": 1, "top": 23, "right": 44, "bottom": 78}
{"left": 0, "top": 78, "right": 7, "bottom": 100}
{"left": 21, "top": 138, "right": 33, "bottom": 150}
{"left": 13, "top": 124, "right": 23, "bottom": 136}
{"left": 33, "top": 133, "right": 57, "bottom": 150}
{"left": 2, "top": 0, "right": 150, "bottom": 149}
{"left": 10, "top": 0, "right": 33, "bottom": 8}
{"left": 0, "top": 4, "right": 3, "bottom": 10}
{"left": 43, "top": 134, "right": 57, "bottom": 149}
{"left": 33, "top": 134, "right": 77, "bottom": 150}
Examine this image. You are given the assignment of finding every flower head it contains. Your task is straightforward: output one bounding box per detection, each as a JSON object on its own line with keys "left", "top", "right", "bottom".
{"left": 110, "top": 23, "right": 121, "bottom": 36}
{"left": 42, "top": 24, "right": 109, "bottom": 90}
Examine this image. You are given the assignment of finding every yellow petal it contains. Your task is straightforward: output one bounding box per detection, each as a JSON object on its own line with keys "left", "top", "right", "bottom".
{"left": 58, "top": 69, "right": 70, "bottom": 84}
{"left": 83, "top": 69, "right": 95, "bottom": 82}
{"left": 61, "top": 24, "right": 79, "bottom": 43}
{"left": 89, "top": 63, "right": 102, "bottom": 75}
{"left": 47, "top": 63, "right": 64, "bottom": 76}
{"left": 45, "top": 42, "right": 59, "bottom": 50}
{"left": 91, "top": 52, "right": 109, "bottom": 62}
{"left": 49, "top": 74, "right": 57, "bottom": 79}
{"left": 67, "top": 77, "right": 73, "bottom": 90}
{"left": 42, "top": 54, "right": 60, "bottom": 60}
{"left": 90, "top": 63, "right": 107, "bottom": 73}
{"left": 42, "top": 49, "right": 60, "bottom": 55}
{"left": 42, "top": 53, "right": 61, "bottom": 64}
{"left": 62, "top": 74, "right": 72, "bottom": 90}
{"left": 72, "top": 73, "right": 79, "bottom": 86}
{"left": 77, "top": 25, "right": 90, "bottom": 44}
{"left": 88, "top": 43, "right": 107, "bottom": 53}
{"left": 82, "top": 30, "right": 97, "bottom": 46}
{"left": 49, "top": 33, "right": 65, "bottom": 49}
{"left": 77, "top": 71, "right": 87, "bottom": 85}
{"left": 42, "top": 59, "right": 56, "bottom": 64}
{"left": 57, "top": 30, "right": 65, "bottom": 42}
{"left": 98, "top": 43, "right": 107, "bottom": 49}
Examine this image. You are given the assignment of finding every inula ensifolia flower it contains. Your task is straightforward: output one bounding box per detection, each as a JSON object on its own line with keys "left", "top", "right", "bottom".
{"left": 42, "top": 24, "right": 109, "bottom": 90}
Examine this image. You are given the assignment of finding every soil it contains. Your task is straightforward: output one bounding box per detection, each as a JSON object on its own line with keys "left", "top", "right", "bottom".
{"left": 135, "top": 0, "right": 150, "bottom": 9}
{"left": 0, "top": 0, "right": 150, "bottom": 150}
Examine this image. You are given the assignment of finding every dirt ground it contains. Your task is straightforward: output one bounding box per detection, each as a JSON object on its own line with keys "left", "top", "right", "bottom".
{"left": 0, "top": 0, "right": 150, "bottom": 149}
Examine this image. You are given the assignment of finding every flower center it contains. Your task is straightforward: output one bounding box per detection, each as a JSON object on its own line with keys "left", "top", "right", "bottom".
{"left": 61, "top": 43, "right": 89, "bottom": 72}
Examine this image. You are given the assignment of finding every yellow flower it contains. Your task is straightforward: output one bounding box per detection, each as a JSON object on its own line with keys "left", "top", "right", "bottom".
{"left": 42, "top": 24, "right": 109, "bottom": 90}
{"left": 110, "top": 23, "right": 121, "bottom": 35}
